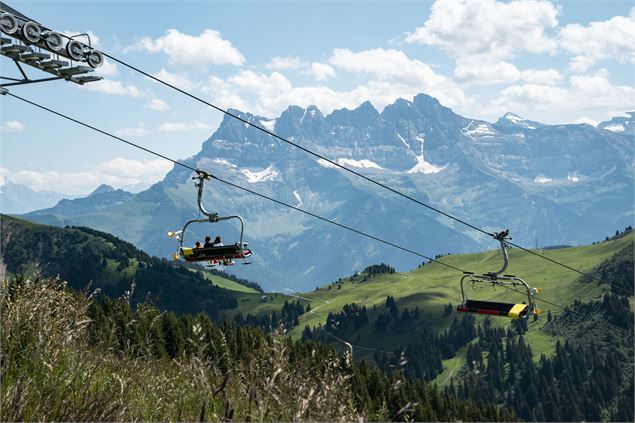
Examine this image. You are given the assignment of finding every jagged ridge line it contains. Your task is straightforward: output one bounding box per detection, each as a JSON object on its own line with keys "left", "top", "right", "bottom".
{"left": 101, "top": 52, "right": 624, "bottom": 293}
{"left": 4, "top": 92, "right": 463, "bottom": 273}
{"left": 5, "top": 93, "right": 628, "bottom": 334}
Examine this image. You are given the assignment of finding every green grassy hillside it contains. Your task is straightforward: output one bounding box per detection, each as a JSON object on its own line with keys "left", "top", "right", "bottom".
{"left": 197, "top": 270, "right": 260, "bottom": 293}
{"left": 226, "top": 231, "right": 633, "bottom": 381}
{"left": 0, "top": 215, "right": 243, "bottom": 319}
{"left": 246, "top": 232, "right": 631, "bottom": 333}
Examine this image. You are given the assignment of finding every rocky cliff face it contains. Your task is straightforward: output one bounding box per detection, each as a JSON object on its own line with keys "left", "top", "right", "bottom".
{"left": 24, "top": 95, "right": 634, "bottom": 291}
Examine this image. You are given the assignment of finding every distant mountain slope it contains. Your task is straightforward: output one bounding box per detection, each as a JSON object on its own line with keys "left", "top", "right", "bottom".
{"left": 23, "top": 94, "right": 634, "bottom": 291}
{"left": 0, "top": 215, "right": 241, "bottom": 319}
{"left": 25, "top": 184, "right": 135, "bottom": 220}
{"left": 0, "top": 179, "right": 72, "bottom": 214}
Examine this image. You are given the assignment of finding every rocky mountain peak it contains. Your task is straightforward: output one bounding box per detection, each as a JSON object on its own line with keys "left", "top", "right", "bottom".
{"left": 20, "top": 91, "right": 634, "bottom": 291}
{"left": 89, "top": 184, "right": 115, "bottom": 196}
{"left": 495, "top": 112, "right": 544, "bottom": 130}
{"left": 598, "top": 112, "right": 634, "bottom": 134}
{"left": 327, "top": 101, "right": 380, "bottom": 128}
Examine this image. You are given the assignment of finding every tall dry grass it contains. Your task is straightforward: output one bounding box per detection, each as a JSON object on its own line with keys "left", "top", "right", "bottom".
{"left": 0, "top": 277, "right": 363, "bottom": 421}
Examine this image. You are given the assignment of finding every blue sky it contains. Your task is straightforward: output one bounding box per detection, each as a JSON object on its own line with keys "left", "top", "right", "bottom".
{"left": 1, "top": 0, "right": 634, "bottom": 195}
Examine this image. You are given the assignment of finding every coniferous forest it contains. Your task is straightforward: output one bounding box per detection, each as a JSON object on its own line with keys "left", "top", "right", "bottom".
{"left": 1, "top": 216, "right": 633, "bottom": 421}
{"left": 1, "top": 276, "right": 514, "bottom": 421}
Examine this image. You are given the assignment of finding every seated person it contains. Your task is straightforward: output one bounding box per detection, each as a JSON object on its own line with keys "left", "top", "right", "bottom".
{"left": 194, "top": 241, "right": 203, "bottom": 249}
{"left": 213, "top": 236, "right": 224, "bottom": 246}
{"left": 203, "top": 236, "right": 214, "bottom": 248}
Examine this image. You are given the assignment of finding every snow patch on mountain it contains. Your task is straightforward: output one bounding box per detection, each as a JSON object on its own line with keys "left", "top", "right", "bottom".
{"left": 299, "top": 108, "right": 318, "bottom": 125}
{"left": 407, "top": 155, "right": 446, "bottom": 174}
{"left": 317, "top": 159, "right": 338, "bottom": 169}
{"left": 567, "top": 174, "right": 580, "bottom": 182}
{"left": 405, "top": 133, "right": 446, "bottom": 174}
{"left": 504, "top": 113, "right": 536, "bottom": 129}
{"left": 293, "top": 190, "right": 302, "bottom": 206}
{"left": 316, "top": 158, "right": 383, "bottom": 170}
{"left": 260, "top": 119, "right": 276, "bottom": 131}
{"left": 534, "top": 175, "right": 553, "bottom": 184}
{"left": 463, "top": 122, "right": 496, "bottom": 138}
{"left": 573, "top": 117, "right": 599, "bottom": 127}
{"left": 603, "top": 124, "right": 625, "bottom": 132}
{"left": 240, "top": 165, "right": 278, "bottom": 183}
{"left": 213, "top": 158, "right": 237, "bottom": 168}
{"left": 396, "top": 133, "right": 409, "bottom": 148}
{"left": 338, "top": 158, "right": 383, "bottom": 169}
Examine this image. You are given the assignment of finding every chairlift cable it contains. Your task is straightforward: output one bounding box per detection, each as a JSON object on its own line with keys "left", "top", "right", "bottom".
{"left": 4, "top": 91, "right": 463, "bottom": 273}
{"left": 99, "top": 52, "right": 624, "bottom": 293}
{"left": 102, "top": 52, "right": 495, "bottom": 239}
{"left": 497, "top": 283, "right": 631, "bottom": 335}
{"left": 5, "top": 93, "right": 630, "bottom": 334}
{"left": 507, "top": 240, "right": 633, "bottom": 296}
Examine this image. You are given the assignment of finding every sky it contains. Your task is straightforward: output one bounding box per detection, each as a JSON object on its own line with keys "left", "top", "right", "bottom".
{"left": 1, "top": 0, "right": 634, "bottom": 195}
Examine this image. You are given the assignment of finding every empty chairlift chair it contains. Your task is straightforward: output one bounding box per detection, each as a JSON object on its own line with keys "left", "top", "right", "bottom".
{"left": 456, "top": 230, "right": 541, "bottom": 320}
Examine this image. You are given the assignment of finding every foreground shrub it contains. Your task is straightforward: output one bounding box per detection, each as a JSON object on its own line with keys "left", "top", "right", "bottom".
{"left": 0, "top": 277, "right": 360, "bottom": 421}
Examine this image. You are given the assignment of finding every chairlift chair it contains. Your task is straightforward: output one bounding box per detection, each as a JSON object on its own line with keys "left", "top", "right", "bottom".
{"left": 456, "top": 230, "right": 541, "bottom": 319}
{"left": 168, "top": 172, "right": 252, "bottom": 266}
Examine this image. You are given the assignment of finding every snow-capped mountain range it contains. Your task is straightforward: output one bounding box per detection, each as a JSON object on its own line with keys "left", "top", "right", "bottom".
{"left": 22, "top": 94, "right": 634, "bottom": 291}
{"left": 0, "top": 177, "right": 73, "bottom": 214}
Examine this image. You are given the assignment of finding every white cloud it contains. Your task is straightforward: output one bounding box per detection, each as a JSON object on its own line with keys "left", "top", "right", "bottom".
{"left": 228, "top": 70, "right": 293, "bottom": 99}
{"left": 83, "top": 79, "right": 145, "bottom": 98}
{"left": 406, "top": 0, "right": 559, "bottom": 61}
{"left": 132, "top": 29, "right": 245, "bottom": 66}
{"left": 95, "top": 158, "right": 172, "bottom": 179}
{"left": 115, "top": 123, "right": 150, "bottom": 138}
{"left": 454, "top": 60, "right": 520, "bottom": 84}
{"left": 0, "top": 121, "right": 25, "bottom": 132}
{"left": 266, "top": 56, "right": 303, "bottom": 70}
{"left": 147, "top": 98, "right": 169, "bottom": 111}
{"left": 559, "top": 8, "right": 635, "bottom": 72}
{"left": 202, "top": 75, "right": 250, "bottom": 111}
{"left": 307, "top": 62, "right": 336, "bottom": 81}
{"left": 4, "top": 158, "right": 172, "bottom": 195}
{"left": 520, "top": 68, "right": 563, "bottom": 85}
{"left": 493, "top": 84, "right": 570, "bottom": 110}
{"left": 94, "top": 59, "right": 118, "bottom": 77}
{"left": 568, "top": 70, "right": 635, "bottom": 111}
{"left": 490, "top": 70, "right": 635, "bottom": 118}
{"left": 454, "top": 62, "right": 563, "bottom": 87}
{"left": 151, "top": 68, "right": 201, "bottom": 91}
{"left": 158, "top": 122, "right": 213, "bottom": 132}
{"left": 264, "top": 58, "right": 336, "bottom": 81}
{"left": 194, "top": 48, "right": 469, "bottom": 118}
{"left": 329, "top": 48, "right": 467, "bottom": 107}
{"left": 204, "top": 69, "right": 361, "bottom": 116}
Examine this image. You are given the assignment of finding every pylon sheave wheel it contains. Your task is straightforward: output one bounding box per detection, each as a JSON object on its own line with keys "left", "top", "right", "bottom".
{"left": 0, "top": 13, "right": 18, "bottom": 35}
{"left": 43, "top": 31, "right": 63, "bottom": 51}
{"left": 87, "top": 49, "right": 104, "bottom": 68}
{"left": 66, "top": 39, "right": 85, "bottom": 61}
{"left": 21, "top": 21, "right": 41, "bottom": 44}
